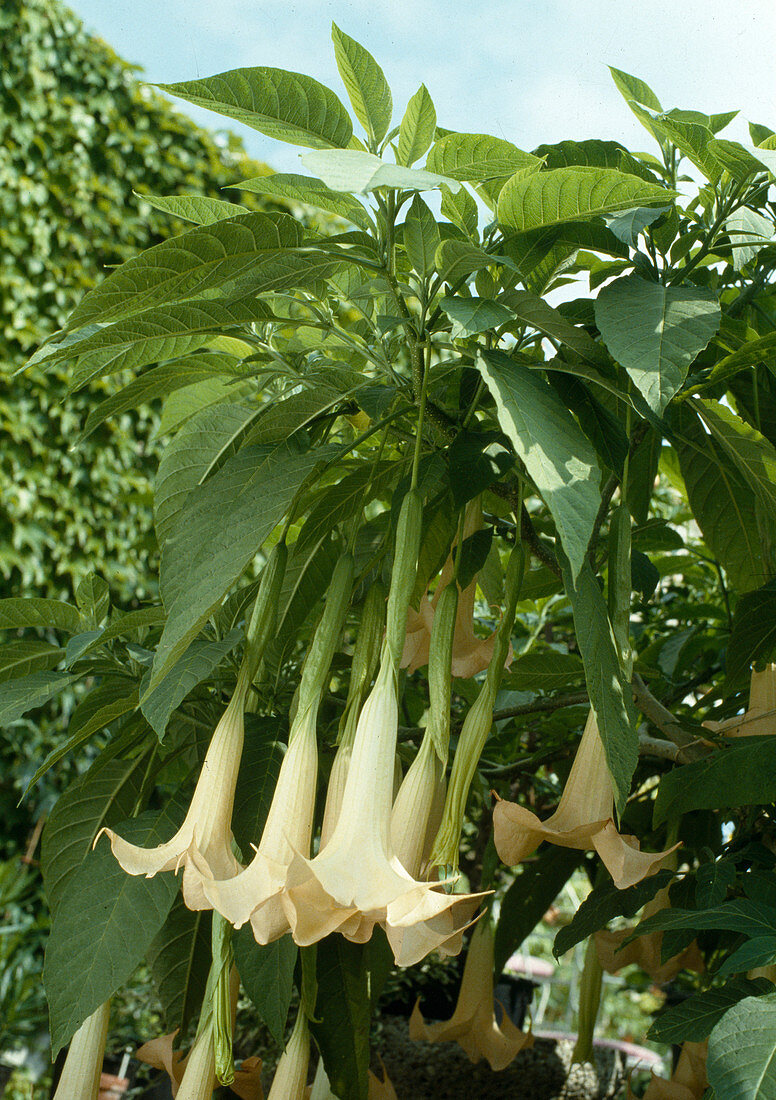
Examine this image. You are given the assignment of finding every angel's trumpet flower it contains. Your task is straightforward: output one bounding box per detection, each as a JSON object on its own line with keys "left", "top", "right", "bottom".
{"left": 53, "top": 1000, "right": 110, "bottom": 1100}
{"left": 704, "top": 664, "right": 776, "bottom": 738}
{"left": 369, "top": 1061, "right": 399, "bottom": 1099}
{"left": 493, "top": 709, "right": 679, "bottom": 890}
{"left": 403, "top": 498, "right": 511, "bottom": 679}
{"left": 197, "top": 553, "right": 354, "bottom": 942}
{"left": 267, "top": 1011, "right": 310, "bottom": 1100}
{"left": 595, "top": 882, "right": 704, "bottom": 983}
{"left": 410, "top": 917, "right": 533, "bottom": 1071}
{"left": 638, "top": 1040, "right": 708, "bottom": 1100}
{"left": 283, "top": 492, "right": 483, "bottom": 965}
{"left": 99, "top": 542, "right": 287, "bottom": 908}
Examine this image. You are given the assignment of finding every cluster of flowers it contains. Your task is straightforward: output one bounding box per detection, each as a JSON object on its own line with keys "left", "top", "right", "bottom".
{"left": 55, "top": 495, "right": 715, "bottom": 1099}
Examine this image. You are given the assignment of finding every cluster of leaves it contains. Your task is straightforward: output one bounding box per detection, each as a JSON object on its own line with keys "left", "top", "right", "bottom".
{"left": 4, "top": 19, "right": 776, "bottom": 1100}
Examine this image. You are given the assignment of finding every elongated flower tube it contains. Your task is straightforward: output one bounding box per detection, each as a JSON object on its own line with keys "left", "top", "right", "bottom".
{"left": 99, "top": 542, "right": 287, "bottom": 907}
{"left": 410, "top": 917, "right": 532, "bottom": 1071}
{"left": 431, "top": 543, "right": 524, "bottom": 871}
{"left": 704, "top": 663, "right": 776, "bottom": 738}
{"left": 267, "top": 1011, "right": 310, "bottom": 1100}
{"left": 494, "top": 709, "right": 679, "bottom": 890}
{"left": 196, "top": 553, "right": 355, "bottom": 942}
{"left": 53, "top": 1000, "right": 111, "bottom": 1100}
{"left": 283, "top": 492, "right": 483, "bottom": 965}
{"left": 403, "top": 498, "right": 510, "bottom": 679}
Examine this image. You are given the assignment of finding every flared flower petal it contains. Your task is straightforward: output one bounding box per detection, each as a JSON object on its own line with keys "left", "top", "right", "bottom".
{"left": 99, "top": 685, "right": 246, "bottom": 907}
{"left": 640, "top": 1040, "right": 708, "bottom": 1100}
{"left": 53, "top": 1001, "right": 111, "bottom": 1100}
{"left": 494, "top": 710, "right": 678, "bottom": 890}
{"left": 595, "top": 884, "right": 704, "bottom": 982}
{"left": 409, "top": 918, "right": 532, "bottom": 1071}
{"left": 704, "top": 664, "right": 776, "bottom": 738}
{"left": 135, "top": 1031, "right": 186, "bottom": 1096}
{"left": 369, "top": 1061, "right": 398, "bottom": 1099}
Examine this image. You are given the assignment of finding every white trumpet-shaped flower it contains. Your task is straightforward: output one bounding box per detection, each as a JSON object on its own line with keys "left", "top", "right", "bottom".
{"left": 410, "top": 918, "right": 532, "bottom": 1071}
{"left": 267, "top": 1011, "right": 310, "bottom": 1100}
{"left": 494, "top": 709, "right": 678, "bottom": 890}
{"left": 282, "top": 656, "right": 482, "bottom": 966}
{"left": 99, "top": 676, "right": 249, "bottom": 908}
{"left": 53, "top": 1001, "right": 111, "bottom": 1100}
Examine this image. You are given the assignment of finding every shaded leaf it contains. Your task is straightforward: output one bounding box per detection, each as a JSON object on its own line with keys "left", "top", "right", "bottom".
{"left": 235, "top": 172, "right": 372, "bottom": 229}
{"left": 708, "top": 991, "right": 776, "bottom": 1100}
{"left": 553, "top": 871, "right": 672, "bottom": 958}
{"left": 0, "top": 598, "right": 81, "bottom": 634}
{"left": 233, "top": 930, "right": 297, "bottom": 1044}
{"left": 654, "top": 738, "right": 776, "bottom": 826}
{"left": 649, "top": 977, "right": 774, "bottom": 1044}
{"left": 147, "top": 899, "right": 211, "bottom": 1034}
{"left": 502, "top": 651, "right": 586, "bottom": 693}
{"left": 310, "top": 937, "right": 370, "bottom": 1100}
{"left": 727, "top": 580, "right": 776, "bottom": 683}
{"left": 495, "top": 847, "right": 582, "bottom": 973}
{"left": 0, "top": 641, "right": 64, "bottom": 684}
{"left": 0, "top": 671, "right": 74, "bottom": 725}
{"left": 696, "top": 399, "right": 776, "bottom": 518}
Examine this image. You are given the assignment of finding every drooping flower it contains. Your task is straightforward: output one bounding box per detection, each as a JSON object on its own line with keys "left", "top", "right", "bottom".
{"left": 410, "top": 917, "right": 533, "bottom": 1071}
{"left": 493, "top": 709, "right": 679, "bottom": 890}
{"left": 638, "top": 1040, "right": 708, "bottom": 1100}
{"left": 267, "top": 1011, "right": 310, "bottom": 1100}
{"left": 53, "top": 1000, "right": 111, "bottom": 1100}
{"left": 368, "top": 1061, "right": 399, "bottom": 1099}
{"left": 704, "top": 664, "right": 776, "bottom": 738}
{"left": 595, "top": 882, "right": 704, "bottom": 983}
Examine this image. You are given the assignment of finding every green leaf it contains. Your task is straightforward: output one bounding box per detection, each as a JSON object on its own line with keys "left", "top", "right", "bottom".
{"left": 499, "top": 288, "right": 609, "bottom": 368}
{"left": 633, "top": 898, "right": 776, "bottom": 940}
{"left": 154, "top": 402, "right": 256, "bottom": 547}
{"left": 595, "top": 275, "right": 720, "bottom": 414}
{"left": 553, "top": 871, "right": 672, "bottom": 958}
{"left": 151, "top": 440, "right": 330, "bottom": 691}
{"left": 719, "top": 937, "right": 776, "bottom": 978}
{"left": 708, "top": 991, "right": 776, "bottom": 1100}
{"left": 672, "top": 405, "right": 770, "bottom": 593}
{"left": 440, "top": 184, "right": 478, "bottom": 238}
{"left": 403, "top": 194, "right": 440, "bottom": 278}
{"left": 234, "top": 172, "right": 372, "bottom": 229}
{"left": 0, "top": 598, "right": 81, "bottom": 633}
{"left": 476, "top": 349, "right": 602, "bottom": 580}
{"left": 727, "top": 580, "right": 776, "bottom": 683}
{"left": 96, "top": 607, "right": 166, "bottom": 647}
{"left": 649, "top": 977, "right": 774, "bottom": 1044}
{"left": 548, "top": 373, "right": 629, "bottom": 475}
{"left": 562, "top": 559, "right": 640, "bottom": 812}
{"left": 140, "top": 629, "right": 243, "bottom": 739}
{"left": 0, "top": 641, "right": 64, "bottom": 683}
{"left": 138, "top": 193, "right": 249, "bottom": 225}
{"left": 300, "top": 149, "right": 460, "bottom": 194}
{"left": 696, "top": 399, "right": 776, "bottom": 519}
{"left": 66, "top": 213, "right": 303, "bottom": 328}
{"left": 495, "top": 847, "right": 582, "bottom": 973}
{"left": 310, "top": 937, "right": 370, "bottom": 1100}
{"left": 435, "top": 239, "right": 501, "bottom": 284}
{"left": 156, "top": 67, "right": 353, "bottom": 149}
{"left": 446, "top": 430, "right": 514, "bottom": 508}
{"left": 725, "top": 207, "right": 773, "bottom": 271}
{"left": 650, "top": 113, "right": 722, "bottom": 183}
{"left": 397, "top": 84, "right": 436, "bottom": 167}
{"left": 439, "top": 296, "right": 513, "bottom": 338}
{"left": 295, "top": 462, "right": 397, "bottom": 553}
{"left": 710, "top": 333, "right": 776, "bottom": 384}
{"left": 654, "top": 738, "right": 776, "bottom": 826}
{"left": 502, "top": 651, "right": 586, "bottom": 692}
{"left": 44, "top": 800, "right": 184, "bottom": 1056}
{"left": 331, "top": 24, "right": 391, "bottom": 145}
{"left": 608, "top": 67, "right": 662, "bottom": 112}
{"left": 41, "top": 757, "right": 147, "bottom": 915}
{"left": 426, "top": 132, "right": 541, "bottom": 181}
{"left": 233, "top": 930, "right": 297, "bottom": 1044}
{"left": 602, "top": 205, "right": 668, "bottom": 247}
{"left": 76, "top": 573, "right": 110, "bottom": 629}
{"left": 0, "top": 671, "right": 74, "bottom": 725}
{"left": 497, "top": 167, "right": 672, "bottom": 233}
{"left": 231, "top": 717, "right": 285, "bottom": 854}
{"left": 147, "top": 898, "right": 211, "bottom": 1034}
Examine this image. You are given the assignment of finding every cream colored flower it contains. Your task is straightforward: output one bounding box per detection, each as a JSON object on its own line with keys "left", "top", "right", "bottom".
{"left": 267, "top": 1011, "right": 310, "bottom": 1100}
{"left": 369, "top": 1061, "right": 399, "bottom": 1099}
{"left": 283, "top": 656, "right": 482, "bottom": 966}
{"left": 704, "top": 664, "right": 776, "bottom": 738}
{"left": 595, "top": 884, "right": 704, "bottom": 983}
{"left": 410, "top": 917, "right": 532, "bottom": 1071}
{"left": 98, "top": 676, "right": 248, "bottom": 908}
{"left": 638, "top": 1040, "right": 708, "bottom": 1100}
{"left": 53, "top": 1001, "right": 111, "bottom": 1100}
{"left": 494, "top": 709, "right": 678, "bottom": 890}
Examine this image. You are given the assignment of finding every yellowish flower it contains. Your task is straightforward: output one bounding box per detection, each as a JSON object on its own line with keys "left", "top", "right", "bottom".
{"left": 704, "top": 664, "right": 776, "bottom": 738}
{"left": 410, "top": 917, "right": 532, "bottom": 1071}
{"left": 267, "top": 1011, "right": 310, "bottom": 1100}
{"left": 53, "top": 1001, "right": 111, "bottom": 1100}
{"left": 595, "top": 883, "right": 704, "bottom": 983}
{"left": 637, "top": 1040, "right": 708, "bottom": 1100}
{"left": 493, "top": 709, "right": 678, "bottom": 890}
{"left": 368, "top": 1061, "right": 399, "bottom": 1098}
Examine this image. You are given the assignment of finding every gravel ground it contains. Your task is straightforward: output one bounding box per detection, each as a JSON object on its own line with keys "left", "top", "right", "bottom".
{"left": 373, "top": 1016, "right": 625, "bottom": 1100}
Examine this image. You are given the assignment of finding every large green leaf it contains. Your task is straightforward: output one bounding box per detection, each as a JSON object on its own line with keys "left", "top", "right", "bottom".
{"left": 150, "top": 440, "right": 331, "bottom": 690}
{"left": 562, "top": 559, "right": 640, "bottom": 811}
{"left": 499, "top": 288, "right": 609, "bottom": 368}
{"left": 154, "top": 402, "right": 256, "bottom": 547}
{"left": 295, "top": 462, "right": 396, "bottom": 553}
{"left": 502, "top": 651, "right": 586, "bottom": 692}
{"left": 696, "top": 399, "right": 776, "bottom": 519}
{"left": 654, "top": 738, "right": 776, "bottom": 827}
{"left": 301, "top": 149, "right": 461, "bottom": 194}
{"left": 65, "top": 213, "right": 302, "bottom": 328}
{"left": 233, "top": 931, "right": 297, "bottom": 1044}
{"left": 595, "top": 274, "right": 720, "bottom": 414}
{"left": 41, "top": 757, "right": 147, "bottom": 915}
{"left": 0, "top": 641, "right": 64, "bottom": 683}
{"left": 0, "top": 598, "right": 81, "bottom": 633}
{"left": 608, "top": 67, "right": 662, "bottom": 113}
{"left": 494, "top": 847, "right": 581, "bottom": 973}
{"left": 138, "top": 193, "right": 249, "bottom": 225}
{"left": 476, "top": 349, "right": 602, "bottom": 580}
{"left": 497, "top": 167, "right": 672, "bottom": 232}
{"left": 708, "top": 991, "right": 776, "bottom": 1100}
{"left": 231, "top": 716, "right": 285, "bottom": 854}
{"left": 147, "top": 898, "right": 211, "bottom": 1035}
{"left": 157, "top": 67, "right": 353, "bottom": 149}
{"left": 403, "top": 194, "right": 440, "bottom": 278}
{"left": 726, "top": 580, "right": 776, "bottom": 683}
{"left": 673, "top": 405, "right": 768, "bottom": 593}
{"left": 425, "top": 132, "right": 541, "bottom": 181}
{"left": 0, "top": 671, "right": 74, "bottom": 725}
{"left": 310, "top": 937, "right": 371, "bottom": 1100}
{"left": 439, "top": 296, "right": 513, "bottom": 338}
{"left": 331, "top": 24, "right": 391, "bottom": 145}
{"left": 650, "top": 977, "right": 774, "bottom": 1044}
{"left": 140, "top": 629, "right": 243, "bottom": 739}
{"left": 44, "top": 800, "right": 184, "bottom": 1056}
{"left": 396, "top": 84, "right": 436, "bottom": 167}
{"left": 234, "top": 172, "right": 372, "bottom": 230}
{"left": 649, "top": 113, "right": 722, "bottom": 183}
{"left": 553, "top": 872, "right": 672, "bottom": 959}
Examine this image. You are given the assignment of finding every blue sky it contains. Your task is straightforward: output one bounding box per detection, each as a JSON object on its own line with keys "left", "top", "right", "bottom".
{"left": 69, "top": 1, "right": 776, "bottom": 174}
